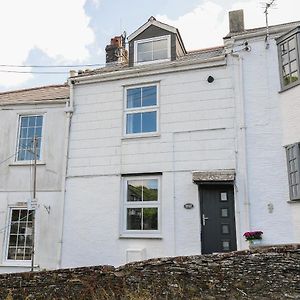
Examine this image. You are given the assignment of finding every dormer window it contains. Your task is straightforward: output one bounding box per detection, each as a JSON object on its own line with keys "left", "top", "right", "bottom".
{"left": 134, "top": 35, "right": 171, "bottom": 65}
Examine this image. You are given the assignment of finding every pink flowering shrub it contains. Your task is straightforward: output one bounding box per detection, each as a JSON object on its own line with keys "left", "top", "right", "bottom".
{"left": 243, "top": 231, "right": 263, "bottom": 241}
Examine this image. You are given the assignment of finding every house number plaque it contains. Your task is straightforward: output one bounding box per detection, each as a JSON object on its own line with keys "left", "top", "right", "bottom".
{"left": 184, "top": 203, "right": 194, "bottom": 209}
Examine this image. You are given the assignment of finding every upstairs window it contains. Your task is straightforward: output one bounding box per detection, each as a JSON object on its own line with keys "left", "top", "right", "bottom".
{"left": 286, "top": 143, "right": 300, "bottom": 200}
{"left": 134, "top": 35, "right": 170, "bottom": 65}
{"left": 16, "top": 115, "right": 43, "bottom": 161}
{"left": 124, "top": 85, "right": 158, "bottom": 136}
{"left": 277, "top": 28, "right": 300, "bottom": 89}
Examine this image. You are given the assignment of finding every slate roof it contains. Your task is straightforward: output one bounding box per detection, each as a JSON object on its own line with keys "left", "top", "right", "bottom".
{"left": 224, "top": 20, "right": 300, "bottom": 39}
{"left": 72, "top": 46, "right": 225, "bottom": 78}
{"left": 0, "top": 84, "right": 69, "bottom": 105}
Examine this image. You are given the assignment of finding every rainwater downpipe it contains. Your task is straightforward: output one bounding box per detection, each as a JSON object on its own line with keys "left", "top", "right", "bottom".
{"left": 231, "top": 53, "right": 252, "bottom": 236}
{"left": 58, "top": 78, "right": 74, "bottom": 268}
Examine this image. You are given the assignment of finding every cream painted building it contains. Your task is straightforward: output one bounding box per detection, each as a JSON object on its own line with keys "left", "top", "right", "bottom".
{"left": 0, "top": 85, "right": 70, "bottom": 273}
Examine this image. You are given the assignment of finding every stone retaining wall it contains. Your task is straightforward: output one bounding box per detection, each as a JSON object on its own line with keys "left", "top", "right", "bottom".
{"left": 1, "top": 244, "right": 300, "bottom": 299}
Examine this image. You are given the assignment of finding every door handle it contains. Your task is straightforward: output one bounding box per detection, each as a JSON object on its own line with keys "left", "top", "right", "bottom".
{"left": 202, "top": 214, "right": 209, "bottom": 226}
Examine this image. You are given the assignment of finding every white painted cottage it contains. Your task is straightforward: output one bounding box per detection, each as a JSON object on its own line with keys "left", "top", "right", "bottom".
{"left": 60, "top": 12, "right": 300, "bottom": 268}
{"left": 0, "top": 85, "right": 70, "bottom": 273}
{"left": 0, "top": 10, "right": 299, "bottom": 273}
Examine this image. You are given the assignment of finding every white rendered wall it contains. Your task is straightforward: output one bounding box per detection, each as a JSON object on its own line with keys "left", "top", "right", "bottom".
{"left": 62, "top": 64, "right": 237, "bottom": 268}
{"left": 0, "top": 104, "right": 67, "bottom": 273}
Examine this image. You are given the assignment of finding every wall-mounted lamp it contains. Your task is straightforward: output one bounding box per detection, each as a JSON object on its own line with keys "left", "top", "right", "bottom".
{"left": 207, "top": 76, "right": 214, "bottom": 83}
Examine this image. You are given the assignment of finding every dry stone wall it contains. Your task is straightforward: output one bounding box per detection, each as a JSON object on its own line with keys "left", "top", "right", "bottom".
{"left": 1, "top": 244, "right": 300, "bottom": 300}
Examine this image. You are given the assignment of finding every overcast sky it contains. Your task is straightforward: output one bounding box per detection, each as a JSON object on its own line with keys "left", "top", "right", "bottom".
{"left": 0, "top": 0, "right": 299, "bottom": 92}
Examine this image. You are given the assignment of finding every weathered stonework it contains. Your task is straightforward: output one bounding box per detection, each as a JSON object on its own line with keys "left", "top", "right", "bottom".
{"left": 0, "top": 245, "right": 299, "bottom": 299}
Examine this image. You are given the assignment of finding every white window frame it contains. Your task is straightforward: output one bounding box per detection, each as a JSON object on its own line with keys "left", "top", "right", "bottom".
{"left": 134, "top": 35, "right": 171, "bottom": 65}
{"left": 123, "top": 83, "right": 159, "bottom": 138}
{"left": 15, "top": 114, "right": 44, "bottom": 163}
{"left": 120, "top": 176, "right": 161, "bottom": 238}
{"left": 4, "top": 207, "right": 34, "bottom": 266}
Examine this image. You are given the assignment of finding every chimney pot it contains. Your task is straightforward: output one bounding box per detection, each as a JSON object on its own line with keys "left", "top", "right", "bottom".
{"left": 229, "top": 10, "right": 244, "bottom": 33}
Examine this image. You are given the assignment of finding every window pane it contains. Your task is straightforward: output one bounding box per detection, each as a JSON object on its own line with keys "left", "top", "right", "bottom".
{"left": 21, "top": 117, "right": 29, "bottom": 127}
{"left": 282, "top": 64, "right": 289, "bottom": 76}
{"left": 126, "top": 113, "right": 141, "bottom": 134}
{"left": 127, "top": 88, "right": 141, "bottom": 108}
{"left": 138, "top": 41, "right": 152, "bottom": 53}
{"left": 153, "top": 39, "right": 168, "bottom": 60}
{"left": 142, "top": 86, "right": 157, "bottom": 107}
{"left": 288, "top": 38, "right": 296, "bottom": 50}
{"left": 36, "top": 116, "right": 43, "bottom": 127}
{"left": 281, "top": 43, "right": 288, "bottom": 54}
{"left": 154, "top": 39, "right": 168, "bottom": 51}
{"left": 143, "top": 179, "right": 158, "bottom": 201}
{"left": 153, "top": 49, "right": 168, "bottom": 60}
{"left": 221, "top": 208, "right": 228, "bottom": 217}
{"left": 143, "top": 208, "right": 158, "bottom": 230}
{"left": 289, "top": 49, "right": 297, "bottom": 61}
{"left": 291, "top": 71, "right": 299, "bottom": 83}
{"left": 222, "top": 241, "right": 230, "bottom": 251}
{"left": 282, "top": 53, "right": 289, "bottom": 65}
{"left": 138, "top": 52, "right": 152, "bottom": 62}
{"left": 127, "top": 208, "right": 142, "bottom": 230}
{"left": 29, "top": 117, "right": 36, "bottom": 126}
{"left": 291, "top": 60, "right": 298, "bottom": 73}
{"left": 141, "top": 111, "right": 156, "bottom": 133}
{"left": 127, "top": 181, "right": 143, "bottom": 202}
{"left": 222, "top": 224, "right": 230, "bottom": 234}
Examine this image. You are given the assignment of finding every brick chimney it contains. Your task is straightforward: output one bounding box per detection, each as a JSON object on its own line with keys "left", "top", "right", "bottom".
{"left": 229, "top": 10, "right": 244, "bottom": 33}
{"left": 105, "top": 35, "right": 128, "bottom": 65}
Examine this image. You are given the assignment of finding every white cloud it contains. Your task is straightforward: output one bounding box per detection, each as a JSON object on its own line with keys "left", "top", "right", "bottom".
{"left": 0, "top": 0, "right": 94, "bottom": 88}
{"left": 157, "top": 0, "right": 300, "bottom": 51}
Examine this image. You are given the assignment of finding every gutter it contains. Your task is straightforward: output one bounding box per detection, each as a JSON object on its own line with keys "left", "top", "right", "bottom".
{"left": 71, "top": 55, "right": 226, "bottom": 85}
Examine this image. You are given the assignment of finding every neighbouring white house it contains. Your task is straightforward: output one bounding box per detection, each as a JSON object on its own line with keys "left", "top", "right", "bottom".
{"left": 277, "top": 25, "right": 300, "bottom": 237}
{"left": 60, "top": 11, "right": 300, "bottom": 269}
{"left": 0, "top": 85, "right": 70, "bottom": 273}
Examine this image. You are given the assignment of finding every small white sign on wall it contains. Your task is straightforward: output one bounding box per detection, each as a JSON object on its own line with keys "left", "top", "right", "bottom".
{"left": 27, "top": 198, "right": 38, "bottom": 210}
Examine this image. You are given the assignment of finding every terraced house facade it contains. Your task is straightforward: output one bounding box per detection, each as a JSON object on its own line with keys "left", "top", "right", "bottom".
{"left": 0, "top": 10, "right": 299, "bottom": 272}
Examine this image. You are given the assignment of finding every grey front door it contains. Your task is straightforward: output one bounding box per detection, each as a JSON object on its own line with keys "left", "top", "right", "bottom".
{"left": 199, "top": 185, "right": 237, "bottom": 254}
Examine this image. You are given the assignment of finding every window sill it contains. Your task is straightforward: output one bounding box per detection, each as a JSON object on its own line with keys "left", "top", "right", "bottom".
{"left": 9, "top": 161, "right": 46, "bottom": 167}
{"left": 122, "top": 133, "right": 161, "bottom": 140}
{"left": 279, "top": 80, "right": 300, "bottom": 93}
{"left": 119, "top": 233, "right": 162, "bottom": 239}
{"left": 287, "top": 199, "right": 300, "bottom": 203}
{"left": 1, "top": 261, "right": 33, "bottom": 267}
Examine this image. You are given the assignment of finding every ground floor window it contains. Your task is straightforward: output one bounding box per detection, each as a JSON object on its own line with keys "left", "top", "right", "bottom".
{"left": 6, "top": 209, "right": 34, "bottom": 261}
{"left": 123, "top": 176, "right": 160, "bottom": 234}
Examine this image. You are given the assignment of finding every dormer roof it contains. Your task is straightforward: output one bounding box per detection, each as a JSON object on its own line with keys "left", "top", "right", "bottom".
{"left": 128, "top": 16, "right": 177, "bottom": 41}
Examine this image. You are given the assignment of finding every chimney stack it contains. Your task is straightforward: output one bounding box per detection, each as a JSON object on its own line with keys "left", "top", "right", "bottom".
{"left": 229, "top": 10, "right": 244, "bottom": 33}
{"left": 105, "top": 35, "right": 128, "bottom": 65}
